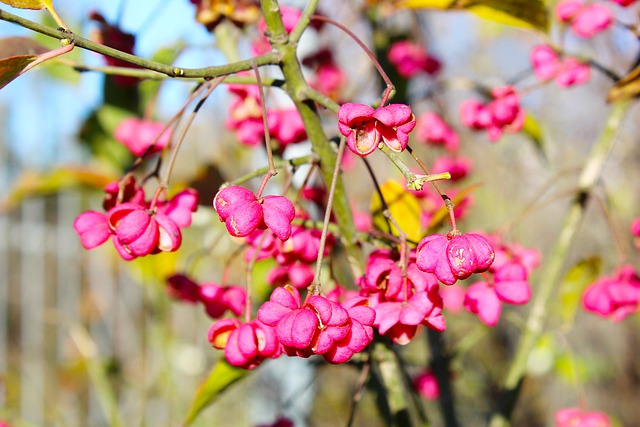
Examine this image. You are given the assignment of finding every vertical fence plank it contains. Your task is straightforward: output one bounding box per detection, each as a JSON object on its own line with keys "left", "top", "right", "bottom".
{"left": 19, "top": 198, "right": 46, "bottom": 426}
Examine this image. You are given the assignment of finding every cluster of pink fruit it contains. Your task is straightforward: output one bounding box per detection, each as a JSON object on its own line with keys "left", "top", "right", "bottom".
{"left": 73, "top": 177, "right": 198, "bottom": 260}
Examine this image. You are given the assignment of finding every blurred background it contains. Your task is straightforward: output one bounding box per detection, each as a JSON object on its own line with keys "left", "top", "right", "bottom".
{"left": 1, "top": 0, "right": 640, "bottom": 426}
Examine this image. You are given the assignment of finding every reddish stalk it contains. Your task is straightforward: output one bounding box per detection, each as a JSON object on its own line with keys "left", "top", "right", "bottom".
{"left": 310, "top": 14, "right": 395, "bottom": 106}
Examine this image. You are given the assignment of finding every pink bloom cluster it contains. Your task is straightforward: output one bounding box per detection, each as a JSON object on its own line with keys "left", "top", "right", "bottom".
{"left": 556, "top": 0, "right": 613, "bottom": 38}
{"left": 460, "top": 86, "right": 525, "bottom": 142}
{"left": 582, "top": 265, "right": 640, "bottom": 322}
{"left": 74, "top": 179, "right": 198, "bottom": 261}
{"left": 463, "top": 234, "right": 538, "bottom": 326}
{"left": 166, "top": 273, "right": 246, "bottom": 319}
{"left": 114, "top": 118, "right": 172, "bottom": 157}
{"left": 413, "top": 369, "right": 440, "bottom": 401}
{"left": 358, "top": 249, "right": 445, "bottom": 344}
{"left": 225, "top": 83, "right": 306, "bottom": 147}
{"left": 213, "top": 186, "right": 295, "bottom": 241}
{"left": 555, "top": 407, "right": 611, "bottom": 427}
{"left": 415, "top": 112, "right": 460, "bottom": 151}
{"left": 387, "top": 40, "right": 441, "bottom": 79}
{"left": 209, "top": 318, "right": 281, "bottom": 369}
{"left": 257, "top": 286, "right": 376, "bottom": 363}
{"left": 611, "top": 0, "right": 637, "bottom": 6}
{"left": 337, "top": 103, "right": 416, "bottom": 156}
{"left": 531, "top": 45, "right": 591, "bottom": 87}
{"left": 416, "top": 232, "right": 495, "bottom": 286}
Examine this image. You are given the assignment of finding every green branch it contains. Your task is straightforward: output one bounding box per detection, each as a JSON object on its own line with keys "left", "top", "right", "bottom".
{"left": 259, "top": 0, "right": 364, "bottom": 275}
{"left": 0, "top": 8, "right": 281, "bottom": 79}
{"left": 488, "top": 100, "right": 631, "bottom": 427}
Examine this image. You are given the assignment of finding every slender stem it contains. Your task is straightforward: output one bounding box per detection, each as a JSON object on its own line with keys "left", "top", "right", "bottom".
{"left": 379, "top": 145, "right": 451, "bottom": 190}
{"left": 227, "top": 155, "right": 319, "bottom": 187}
{"left": 56, "top": 58, "right": 285, "bottom": 86}
{"left": 260, "top": 0, "right": 363, "bottom": 277}
{"left": 310, "top": 137, "right": 347, "bottom": 294}
{"left": 289, "top": 0, "right": 319, "bottom": 43}
{"left": 150, "top": 78, "right": 224, "bottom": 208}
{"left": 0, "top": 8, "right": 281, "bottom": 79}
{"left": 406, "top": 145, "right": 457, "bottom": 232}
{"left": 45, "top": 4, "right": 69, "bottom": 31}
{"left": 251, "top": 60, "right": 277, "bottom": 197}
{"left": 21, "top": 41, "right": 74, "bottom": 75}
{"left": 488, "top": 100, "right": 631, "bottom": 427}
{"left": 310, "top": 14, "right": 395, "bottom": 106}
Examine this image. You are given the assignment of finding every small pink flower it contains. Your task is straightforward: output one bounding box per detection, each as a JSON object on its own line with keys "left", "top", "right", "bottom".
{"left": 267, "top": 262, "right": 315, "bottom": 289}
{"left": 74, "top": 211, "right": 111, "bottom": 250}
{"left": 556, "top": 0, "right": 584, "bottom": 22}
{"left": 107, "top": 202, "right": 182, "bottom": 259}
{"left": 387, "top": 40, "right": 441, "bottom": 79}
{"left": 257, "top": 286, "right": 374, "bottom": 362}
{"left": 582, "top": 265, "right": 640, "bottom": 322}
{"left": 372, "top": 290, "right": 445, "bottom": 344}
{"left": 432, "top": 155, "right": 472, "bottom": 181}
{"left": 102, "top": 176, "right": 145, "bottom": 211}
{"left": 464, "top": 263, "right": 531, "bottom": 326}
{"left": 440, "top": 285, "right": 466, "bottom": 313}
{"left": 611, "top": 0, "right": 636, "bottom": 6}
{"left": 338, "top": 103, "right": 416, "bottom": 156}
{"left": 253, "top": 6, "right": 302, "bottom": 55}
{"left": 213, "top": 186, "right": 295, "bottom": 240}
{"left": 416, "top": 233, "right": 495, "bottom": 285}
{"left": 460, "top": 86, "right": 525, "bottom": 142}
{"left": 413, "top": 370, "right": 440, "bottom": 401}
{"left": 269, "top": 108, "right": 307, "bottom": 146}
{"left": 199, "top": 283, "right": 247, "bottom": 319}
{"left": 415, "top": 112, "right": 460, "bottom": 151}
{"left": 114, "top": 118, "right": 172, "bottom": 157}
{"left": 556, "top": 57, "right": 591, "bottom": 87}
{"left": 324, "top": 296, "right": 376, "bottom": 363}
{"left": 531, "top": 45, "right": 561, "bottom": 81}
{"left": 156, "top": 188, "right": 199, "bottom": 228}
{"left": 555, "top": 407, "right": 611, "bottom": 427}
{"left": 556, "top": 1, "right": 613, "bottom": 38}
{"left": 208, "top": 319, "right": 281, "bottom": 369}
{"left": 571, "top": 4, "right": 613, "bottom": 38}
{"left": 166, "top": 273, "right": 201, "bottom": 304}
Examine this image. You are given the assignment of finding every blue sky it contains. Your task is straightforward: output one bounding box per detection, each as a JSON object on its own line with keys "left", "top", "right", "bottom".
{"left": 0, "top": 0, "right": 218, "bottom": 169}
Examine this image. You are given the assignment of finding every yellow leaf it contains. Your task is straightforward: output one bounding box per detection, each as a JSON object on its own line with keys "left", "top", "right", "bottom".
{"left": 607, "top": 64, "right": 640, "bottom": 102}
{"left": 0, "top": 0, "right": 51, "bottom": 9}
{"left": 401, "top": 0, "right": 549, "bottom": 32}
{"left": 371, "top": 180, "right": 423, "bottom": 242}
{"left": 400, "top": 0, "right": 453, "bottom": 8}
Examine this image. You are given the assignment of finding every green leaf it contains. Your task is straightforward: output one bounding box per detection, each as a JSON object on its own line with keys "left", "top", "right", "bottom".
{"left": 183, "top": 359, "right": 248, "bottom": 426}
{"left": 401, "top": 0, "right": 549, "bottom": 32}
{"left": 0, "top": 0, "right": 51, "bottom": 9}
{"left": 558, "top": 257, "right": 602, "bottom": 327}
{"left": 521, "top": 112, "right": 547, "bottom": 162}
